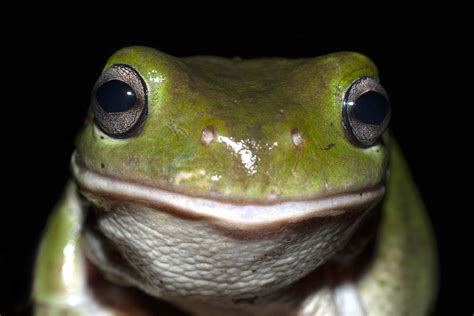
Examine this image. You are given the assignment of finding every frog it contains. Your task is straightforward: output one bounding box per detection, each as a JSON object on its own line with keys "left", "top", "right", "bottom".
{"left": 33, "top": 46, "right": 437, "bottom": 315}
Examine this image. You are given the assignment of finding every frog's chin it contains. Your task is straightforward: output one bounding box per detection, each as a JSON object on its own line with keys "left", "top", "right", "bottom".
{"left": 75, "top": 151, "right": 385, "bottom": 302}
{"left": 72, "top": 153, "right": 384, "bottom": 227}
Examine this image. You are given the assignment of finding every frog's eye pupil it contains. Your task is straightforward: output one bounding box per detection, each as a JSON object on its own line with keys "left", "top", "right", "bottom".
{"left": 95, "top": 80, "right": 137, "bottom": 113}
{"left": 353, "top": 91, "right": 389, "bottom": 125}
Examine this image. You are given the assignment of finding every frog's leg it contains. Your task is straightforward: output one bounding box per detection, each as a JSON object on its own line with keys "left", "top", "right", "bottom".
{"left": 33, "top": 181, "right": 117, "bottom": 315}
{"left": 355, "top": 141, "right": 438, "bottom": 315}
{"left": 33, "top": 182, "right": 187, "bottom": 316}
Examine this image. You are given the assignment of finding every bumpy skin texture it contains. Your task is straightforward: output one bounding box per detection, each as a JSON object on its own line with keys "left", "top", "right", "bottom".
{"left": 33, "top": 47, "right": 437, "bottom": 315}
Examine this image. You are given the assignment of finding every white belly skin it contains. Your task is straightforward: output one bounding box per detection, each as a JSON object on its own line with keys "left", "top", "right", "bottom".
{"left": 82, "top": 200, "right": 370, "bottom": 313}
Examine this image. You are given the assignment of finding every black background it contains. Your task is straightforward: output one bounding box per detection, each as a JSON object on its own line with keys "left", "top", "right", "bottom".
{"left": 3, "top": 3, "right": 470, "bottom": 315}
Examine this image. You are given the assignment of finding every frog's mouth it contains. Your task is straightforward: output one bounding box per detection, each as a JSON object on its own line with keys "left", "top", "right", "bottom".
{"left": 72, "top": 152, "right": 385, "bottom": 226}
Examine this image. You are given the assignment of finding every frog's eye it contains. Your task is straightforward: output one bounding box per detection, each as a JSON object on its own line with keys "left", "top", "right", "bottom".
{"left": 92, "top": 64, "right": 147, "bottom": 138}
{"left": 343, "top": 77, "right": 390, "bottom": 147}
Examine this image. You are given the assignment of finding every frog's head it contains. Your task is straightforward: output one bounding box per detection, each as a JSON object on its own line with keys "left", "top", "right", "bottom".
{"left": 73, "top": 47, "right": 390, "bottom": 303}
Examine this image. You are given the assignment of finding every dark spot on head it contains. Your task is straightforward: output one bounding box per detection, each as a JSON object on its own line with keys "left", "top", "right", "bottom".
{"left": 101, "top": 163, "right": 105, "bottom": 169}
{"left": 323, "top": 143, "right": 335, "bottom": 151}
{"left": 100, "top": 136, "right": 104, "bottom": 140}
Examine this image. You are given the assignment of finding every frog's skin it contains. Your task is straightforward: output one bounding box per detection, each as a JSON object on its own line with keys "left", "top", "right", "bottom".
{"left": 33, "top": 47, "right": 437, "bottom": 315}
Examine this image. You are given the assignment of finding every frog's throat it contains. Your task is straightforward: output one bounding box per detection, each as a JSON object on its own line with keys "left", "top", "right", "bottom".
{"left": 72, "top": 152, "right": 384, "bottom": 226}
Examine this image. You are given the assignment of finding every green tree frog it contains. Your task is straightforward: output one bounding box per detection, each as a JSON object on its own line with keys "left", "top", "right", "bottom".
{"left": 33, "top": 47, "right": 437, "bottom": 315}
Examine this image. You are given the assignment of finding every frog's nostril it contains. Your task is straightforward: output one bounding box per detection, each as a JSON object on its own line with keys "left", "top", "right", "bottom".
{"left": 201, "top": 125, "right": 217, "bottom": 146}
{"left": 291, "top": 128, "right": 304, "bottom": 148}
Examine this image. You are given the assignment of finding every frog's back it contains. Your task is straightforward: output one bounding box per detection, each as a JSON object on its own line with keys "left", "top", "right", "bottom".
{"left": 180, "top": 53, "right": 369, "bottom": 96}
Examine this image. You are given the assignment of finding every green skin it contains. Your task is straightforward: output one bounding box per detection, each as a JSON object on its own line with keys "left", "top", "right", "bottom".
{"left": 33, "top": 47, "right": 437, "bottom": 315}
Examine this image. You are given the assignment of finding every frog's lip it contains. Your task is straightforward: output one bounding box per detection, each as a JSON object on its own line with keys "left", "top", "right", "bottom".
{"left": 72, "top": 153, "right": 384, "bottom": 225}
